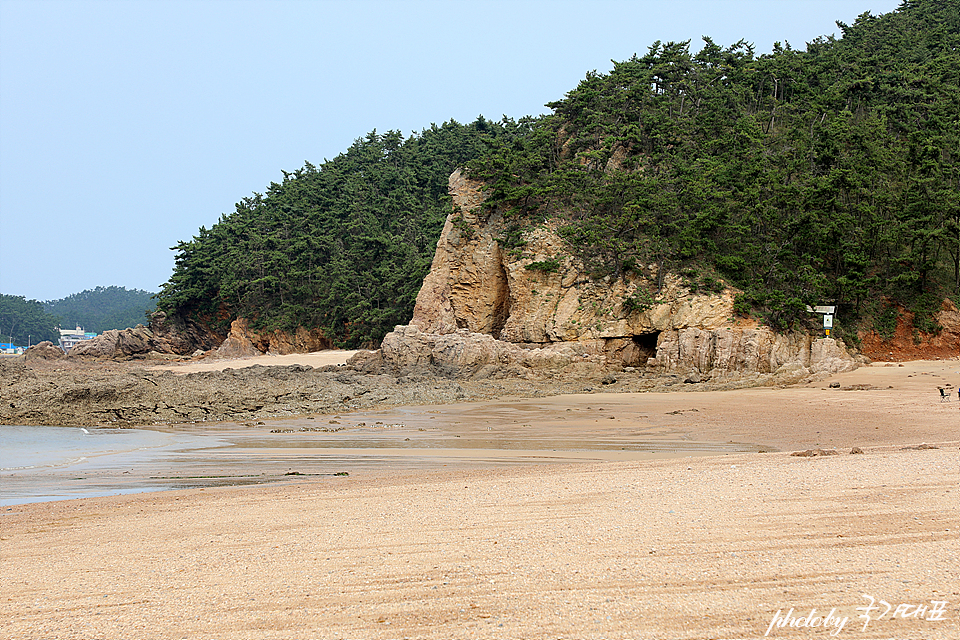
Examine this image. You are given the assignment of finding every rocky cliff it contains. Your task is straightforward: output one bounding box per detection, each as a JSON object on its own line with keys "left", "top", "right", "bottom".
{"left": 369, "top": 169, "right": 861, "bottom": 383}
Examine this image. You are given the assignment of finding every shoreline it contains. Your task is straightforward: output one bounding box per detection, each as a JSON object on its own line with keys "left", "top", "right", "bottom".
{"left": 4, "top": 359, "right": 959, "bottom": 506}
{"left": 5, "top": 348, "right": 959, "bottom": 429}
{"left": 1, "top": 359, "right": 959, "bottom": 638}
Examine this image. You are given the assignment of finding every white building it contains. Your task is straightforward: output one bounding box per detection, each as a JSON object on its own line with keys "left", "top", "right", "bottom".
{"left": 58, "top": 326, "right": 97, "bottom": 353}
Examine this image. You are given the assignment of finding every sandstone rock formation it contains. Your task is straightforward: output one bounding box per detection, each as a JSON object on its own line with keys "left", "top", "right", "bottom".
{"left": 410, "top": 170, "right": 735, "bottom": 343}
{"left": 374, "top": 169, "right": 860, "bottom": 383}
{"left": 369, "top": 324, "right": 608, "bottom": 380}
{"left": 214, "top": 318, "right": 332, "bottom": 358}
{"left": 23, "top": 341, "right": 65, "bottom": 361}
{"left": 64, "top": 305, "right": 335, "bottom": 362}
{"left": 69, "top": 324, "right": 175, "bottom": 360}
{"left": 650, "top": 327, "right": 856, "bottom": 381}
{"left": 214, "top": 318, "right": 262, "bottom": 359}
{"left": 67, "top": 311, "right": 335, "bottom": 361}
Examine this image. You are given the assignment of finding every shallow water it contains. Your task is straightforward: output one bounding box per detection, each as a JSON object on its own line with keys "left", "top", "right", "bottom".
{"left": 1, "top": 425, "right": 175, "bottom": 471}
{"left": 1, "top": 398, "right": 770, "bottom": 506}
{"left": 0, "top": 425, "right": 225, "bottom": 506}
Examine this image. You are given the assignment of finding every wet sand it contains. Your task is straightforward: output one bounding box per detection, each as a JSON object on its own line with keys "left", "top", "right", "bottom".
{"left": 2, "top": 360, "right": 959, "bottom": 639}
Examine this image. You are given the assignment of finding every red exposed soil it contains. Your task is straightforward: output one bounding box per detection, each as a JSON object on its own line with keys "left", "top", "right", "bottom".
{"left": 858, "top": 298, "right": 960, "bottom": 361}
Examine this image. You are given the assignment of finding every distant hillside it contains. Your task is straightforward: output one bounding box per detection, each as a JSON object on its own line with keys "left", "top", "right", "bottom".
{"left": 45, "top": 286, "right": 156, "bottom": 333}
{"left": 157, "top": 0, "right": 960, "bottom": 348}
{"left": 0, "top": 294, "right": 60, "bottom": 346}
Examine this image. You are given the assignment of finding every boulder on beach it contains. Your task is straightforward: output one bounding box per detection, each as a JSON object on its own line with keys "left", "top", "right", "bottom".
{"left": 23, "top": 341, "right": 65, "bottom": 361}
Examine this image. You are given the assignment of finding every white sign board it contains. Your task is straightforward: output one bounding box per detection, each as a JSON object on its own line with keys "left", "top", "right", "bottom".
{"left": 823, "top": 314, "right": 834, "bottom": 328}
{"left": 806, "top": 305, "right": 836, "bottom": 314}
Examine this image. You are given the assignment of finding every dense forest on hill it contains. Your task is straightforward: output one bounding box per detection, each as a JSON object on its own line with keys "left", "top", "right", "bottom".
{"left": 157, "top": 0, "right": 959, "bottom": 347}
{"left": 469, "top": 0, "right": 959, "bottom": 334}
{"left": 44, "top": 286, "right": 156, "bottom": 333}
{"left": 156, "top": 120, "right": 523, "bottom": 346}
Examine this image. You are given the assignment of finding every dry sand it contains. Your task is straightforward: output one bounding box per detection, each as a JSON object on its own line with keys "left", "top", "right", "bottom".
{"left": 146, "top": 349, "right": 363, "bottom": 373}
{"left": 2, "top": 360, "right": 959, "bottom": 639}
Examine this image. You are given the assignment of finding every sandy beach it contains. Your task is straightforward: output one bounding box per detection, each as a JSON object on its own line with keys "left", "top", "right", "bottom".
{"left": 2, "top": 360, "right": 959, "bottom": 639}
{"left": 145, "top": 349, "right": 363, "bottom": 374}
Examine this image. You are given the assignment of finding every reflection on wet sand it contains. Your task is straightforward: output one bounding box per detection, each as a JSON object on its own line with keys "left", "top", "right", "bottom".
{"left": 3, "top": 394, "right": 769, "bottom": 505}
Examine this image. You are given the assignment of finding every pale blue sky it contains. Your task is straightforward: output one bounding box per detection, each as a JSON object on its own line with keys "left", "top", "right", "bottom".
{"left": 0, "top": 0, "right": 902, "bottom": 301}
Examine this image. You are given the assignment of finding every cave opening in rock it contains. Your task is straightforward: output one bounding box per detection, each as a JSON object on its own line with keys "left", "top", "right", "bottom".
{"left": 631, "top": 332, "right": 659, "bottom": 365}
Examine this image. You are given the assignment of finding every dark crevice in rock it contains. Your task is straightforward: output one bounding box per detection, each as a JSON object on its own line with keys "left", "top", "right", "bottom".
{"left": 491, "top": 253, "right": 511, "bottom": 340}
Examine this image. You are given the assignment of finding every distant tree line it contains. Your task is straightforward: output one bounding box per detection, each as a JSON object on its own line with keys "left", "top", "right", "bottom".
{"left": 44, "top": 286, "right": 156, "bottom": 334}
{"left": 0, "top": 287, "right": 156, "bottom": 347}
{"left": 156, "top": 0, "right": 959, "bottom": 346}
{"left": 0, "top": 295, "right": 60, "bottom": 346}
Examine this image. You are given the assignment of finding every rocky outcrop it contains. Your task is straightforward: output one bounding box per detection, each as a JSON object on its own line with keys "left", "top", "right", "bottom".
{"left": 411, "top": 171, "right": 734, "bottom": 343}
{"left": 375, "top": 169, "right": 860, "bottom": 382}
{"left": 263, "top": 325, "right": 333, "bottom": 355}
{"left": 65, "top": 311, "right": 332, "bottom": 362}
{"left": 23, "top": 341, "right": 65, "bottom": 361}
{"left": 411, "top": 170, "right": 513, "bottom": 336}
{"left": 214, "top": 318, "right": 333, "bottom": 358}
{"left": 66, "top": 311, "right": 220, "bottom": 360}
{"left": 650, "top": 327, "right": 857, "bottom": 381}
{"left": 368, "top": 323, "right": 857, "bottom": 383}
{"left": 367, "top": 324, "right": 608, "bottom": 379}
{"left": 215, "top": 318, "right": 262, "bottom": 358}
{"left": 69, "top": 324, "right": 178, "bottom": 360}
{"left": 148, "top": 310, "right": 223, "bottom": 355}
{"left": 0, "top": 359, "right": 479, "bottom": 427}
